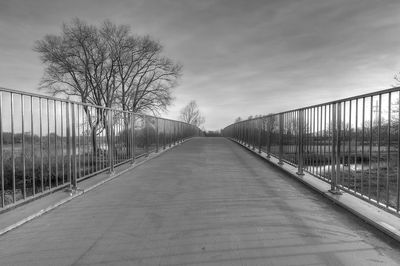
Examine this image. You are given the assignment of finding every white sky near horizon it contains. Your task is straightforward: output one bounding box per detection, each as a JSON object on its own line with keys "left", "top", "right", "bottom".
{"left": 1, "top": 0, "right": 400, "bottom": 131}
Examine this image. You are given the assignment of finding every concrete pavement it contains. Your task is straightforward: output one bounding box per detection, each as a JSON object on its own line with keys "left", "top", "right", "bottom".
{"left": 0, "top": 137, "right": 399, "bottom": 265}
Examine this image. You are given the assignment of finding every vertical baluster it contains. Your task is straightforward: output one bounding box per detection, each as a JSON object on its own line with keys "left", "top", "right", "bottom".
{"left": 328, "top": 105, "right": 331, "bottom": 180}
{"left": 21, "top": 95, "right": 26, "bottom": 199}
{"left": 318, "top": 107, "right": 322, "bottom": 176}
{"left": 397, "top": 91, "right": 400, "bottom": 212}
{"left": 297, "top": 109, "right": 304, "bottom": 176}
{"left": 348, "top": 101, "right": 352, "bottom": 190}
{"left": 278, "top": 113, "right": 284, "bottom": 165}
{"left": 361, "top": 97, "right": 366, "bottom": 196}
{"left": 54, "top": 101, "right": 58, "bottom": 187}
{"left": 163, "top": 119, "right": 166, "bottom": 150}
{"left": 323, "top": 105, "right": 327, "bottom": 178}
{"left": 31, "top": 97, "right": 35, "bottom": 195}
{"left": 109, "top": 109, "right": 114, "bottom": 174}
{"left": 0, "top": 92, "right": 4, "bottom": 207}
{"left": 47, "top": 99, "right": 51, "bottom": 190}
{"left": 368, "top": 96, "right": 373, "bottom": 199}
{"left": 66, "top": 102, "right": 71, "bottom": 185}
{"left": 132, "top": 114, "right": 136, "bottom": 164}
{"left": 77, "top": 105, "right": 80, "bottom": 179}
{"left": 71, "top": 103, "right": 77, "bottom": 190}
{"left": 39, "top": 98, "right": 44, "bottom": 193}
{"left": 11, "top": 94, "right": 16, "bottom": 202}
{"left": 355, "top": 100, "right": 358, "bottom": 193}
{"left": 386, "top": 93, "right": 391, "bottom": 207}
{"left": 377, "top": 94, "right": 382, "bottom": 203}
{"left": 156, "top": 118, "right": 159, "bottom": 153}
{"left": 61, "top": 102, "right": 64, "bottom": 184}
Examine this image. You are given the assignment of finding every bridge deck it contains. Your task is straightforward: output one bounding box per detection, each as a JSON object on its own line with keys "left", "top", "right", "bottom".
{"left": 0, "top": 137, "right": 399, "bottom": 265}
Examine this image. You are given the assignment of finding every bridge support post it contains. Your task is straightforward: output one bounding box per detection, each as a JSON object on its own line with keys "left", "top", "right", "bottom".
{"left": 239, "top": 123, "right": 243, "bottom": 143}
{"left": 155, "top": 118, "right": 159, "bottom": 153}
{"left": 70, "top": 102, "right": 78, "bottom": 190}
{"left": 163, "top": 120, "right": 166, "bottom": 150}
{"left": 242, "top": 123, "right": 245, "bottom": 144}
{"left": 258, "top": 118, "right": 262, "bottom": 153}
{"left": 65, "top": 102, "right": 71, "bottom": 188}
{"left": 145, "top": 115, "right": 149, "bottom": 157}
{"left": 245, "top": 121, "right": 248, "bottom": 147}
{"left": 244, "top": 122, "right": 247, "bottom": 145}
{"left": 267, "top": 116, "right": 271, "bottom": 158}
{"left": 173, "top": 122, "right": 176, "bottom": 146}
{"left": 248, "top": 121, "right": 251, "bottom": 148}
{"left": 297, "top": 109, "right": 304, "bottom": 176}
{"left": 252, "top": 120, "right": 256, "bottom": 150}
{"left": 278, "top": 113, "right": 284, "bottom": 165}
{"left": 330, "top": 103, "right": 342, "bottom": 194}
{"left": 131, "top": 114, "right": 136, "bottom": 164}
{"left": 244, "top": 121, "right": 247, "bottom": 146}
{"left": 108, "top": 109, "right": 115, "bottom": 175}
{"left": 238, "top": 123, "right": 241, "bottom": 142}
{"left": 169, "top": 121, "right": 172, "bottom": 148}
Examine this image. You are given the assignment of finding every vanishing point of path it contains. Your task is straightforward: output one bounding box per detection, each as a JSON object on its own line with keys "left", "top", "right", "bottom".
{"left": 0, "top": 137, "right": 399, "bottom": 266}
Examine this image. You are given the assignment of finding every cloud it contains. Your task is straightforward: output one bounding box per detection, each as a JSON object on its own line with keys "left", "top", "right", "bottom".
{"left": 0, "top": 0, "right": 400, "bottom": 130}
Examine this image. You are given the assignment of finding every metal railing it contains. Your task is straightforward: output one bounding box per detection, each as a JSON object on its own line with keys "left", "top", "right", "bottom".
{"left": 0, "top": 87, "right": 201, "bottom": 210}
{"left": 222, "top": 87, "right": 400, "bottom": 215}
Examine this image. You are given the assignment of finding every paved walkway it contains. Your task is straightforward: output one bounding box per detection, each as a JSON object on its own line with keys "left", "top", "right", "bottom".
{"left": 0, "top": 137, "right": 399, "bottom": 266}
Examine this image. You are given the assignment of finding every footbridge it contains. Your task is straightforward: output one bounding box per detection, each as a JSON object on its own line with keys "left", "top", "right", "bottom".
{"left": 0, "top": 87, "right": 400, "bottom": 265}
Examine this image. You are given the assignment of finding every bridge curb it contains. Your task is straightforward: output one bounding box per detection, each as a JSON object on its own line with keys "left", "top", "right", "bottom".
{"left": 228, "top": 138, "right": 400, "bottom": 243}
{"left": 0, "top": 138, "right": 194, "bottom": 237}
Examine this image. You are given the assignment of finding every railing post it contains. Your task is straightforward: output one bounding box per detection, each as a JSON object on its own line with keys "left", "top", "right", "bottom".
{"left": 173, "top": 122, "right": 176, "bottom": 145}
{"left": 131, "top": 113, "right": 135, "bottom": 164}
{"left": 66, "top": 102, "right": 71, "bottom": 186}
{"left": 258, "top": 119, "right": 262, "bottom": 153}
{"left": 278, "top": 113, "right": 284, "bottom": 165}
{"left": 243, "top": 123, "right": 245, "bottom": 144}
{"left": 237, "top": 124, "right": 239, "bottom": 141}
{"left": 267, "top": 117, "right": 271, "bottom": 158}
{"left": 177, "top": 122, "right": 179, "bottom": 143}
{"left": 249, "top": 121, "right": 252, "bottom": 147}
{"left": 252, "top": 120, "right": 256, "bottom": 150}
{"left": 178, "top": 122, "right": 181, "bottom": 143}
{"left": 71, "top": 103, "right": 77, "bottom": 190}
{"left": 234, "top": 124, "right": 237, "bottom": 140}
{"left": 238, "top": 124, "right": 241, "bottom": 142}
{"left": 145, "top": 115, "right": 149, "bottom": 157}
{"left": 242, "top": 123, "right": 245, "bottom": 144}
{"left": 330, "top": 103, "right": 342, "bottom": 194}
{"left": 109, "top": 109, "right": 114, "bottom": 175}
{"left": 297, "top": 109, "right": 304, "bottom": 176}
{"left": 0, "top": 92, "right": 3, "bottom": 208}
{"left": 247, "top": 121, "right": 250, "bottom": 147}
{"left": 169, "top": 121, "right": 172, "bottom": 147}
{"left": 163, "top": 120, "right": 166, "bottom": 149}
{"left": 239, "top": 123, "right": 243, "bottom": 143}
{"left": 155, "top": 118, "right": 159, "bottom": 153}
{"left": 239, "top": 124, "right": 241, "bottom": 142}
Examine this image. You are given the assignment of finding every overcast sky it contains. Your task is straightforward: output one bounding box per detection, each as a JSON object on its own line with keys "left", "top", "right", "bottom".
{"left": 1, "top": 0, "right": 400, "bottom": 130}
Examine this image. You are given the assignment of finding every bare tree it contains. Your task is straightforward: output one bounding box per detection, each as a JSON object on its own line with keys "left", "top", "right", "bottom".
{"left": 114, "top": 35, "right": 182, "bottom": 115}
{"left": 35, "top": 18, "right": 182, "bottom": 152}
{"left": 179, "top": 101, "right": 205, "bottom": 127}
{"left": 35, "top": 18, "right": 116, "bottom": 153}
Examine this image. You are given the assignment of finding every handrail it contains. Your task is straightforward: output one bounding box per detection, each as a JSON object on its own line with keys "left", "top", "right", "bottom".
{"left": 0, "top": 86, "right": 190, "bottom": 122}
{"left": 224, "top": 86, "right": 400, "bottom": 127}
{"left": 0, "top": 87, "right": 202, "bottom": 210}
{"left": 222, "top": 87, "right": 400, "bottom": 216}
